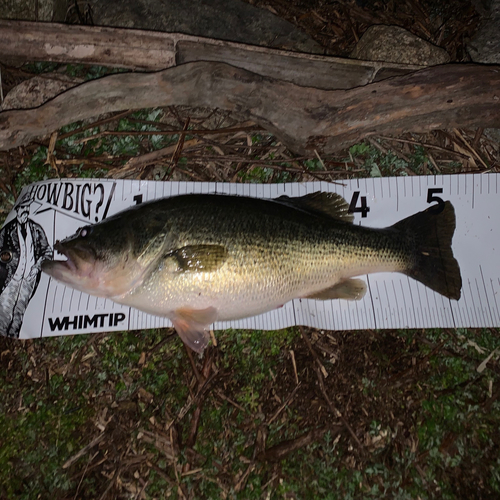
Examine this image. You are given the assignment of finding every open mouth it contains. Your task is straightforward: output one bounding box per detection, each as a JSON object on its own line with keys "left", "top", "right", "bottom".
{"left": 50, "top": 241, "right": 78, "bottom": 272}
{"left": 41, "top": 241, "right": 79, "bottom": 276}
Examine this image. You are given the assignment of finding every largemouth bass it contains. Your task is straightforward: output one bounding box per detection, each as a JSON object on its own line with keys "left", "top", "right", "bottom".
{"left": 41, "top": 192, "right": 461, "bottom": 352}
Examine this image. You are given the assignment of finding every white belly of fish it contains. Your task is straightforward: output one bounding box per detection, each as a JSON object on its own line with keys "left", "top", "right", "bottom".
{"left": 115, "top": 262, "right": 341, "bottom": 323}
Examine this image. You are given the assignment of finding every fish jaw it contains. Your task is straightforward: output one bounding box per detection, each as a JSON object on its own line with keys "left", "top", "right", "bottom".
{"left": 41, "top": 241, "right": 108, "bottom": 297}
{"left": 42, "top": 240, "right": 146, "bottom": 298}
{"left": 42, "top": 258, "right": 103, "bottom": 296}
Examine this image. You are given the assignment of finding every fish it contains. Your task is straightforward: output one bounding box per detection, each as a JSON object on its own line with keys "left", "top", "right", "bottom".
{"left": 41, "top": 192, "right": 462, "bottom": 352}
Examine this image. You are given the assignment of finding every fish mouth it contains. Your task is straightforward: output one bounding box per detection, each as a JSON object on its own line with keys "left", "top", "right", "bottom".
{"left": 41, "top": 241, "right": 95, "bottom": 280}
{"left": 42, "top": 240, "right": 132, "bottom": 299}
{"left": 53, "top": 241, "right": 78, "bottom": 270}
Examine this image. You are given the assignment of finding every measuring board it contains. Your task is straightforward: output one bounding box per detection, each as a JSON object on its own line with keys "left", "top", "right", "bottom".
{"left": 0, "top": 174, "right": 498, "bottom": 340}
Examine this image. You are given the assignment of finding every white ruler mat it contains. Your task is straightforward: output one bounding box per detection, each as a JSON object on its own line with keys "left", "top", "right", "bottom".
{"left": 1, "top": 174, "right": 498, "bottom": 339}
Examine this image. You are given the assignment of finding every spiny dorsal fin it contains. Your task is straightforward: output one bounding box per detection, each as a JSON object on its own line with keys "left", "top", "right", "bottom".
{"left": 275, "top": 192, "right": 353, "bottom": 223}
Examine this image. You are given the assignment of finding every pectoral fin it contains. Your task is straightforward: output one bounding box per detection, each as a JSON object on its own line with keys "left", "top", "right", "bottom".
{"left": 306, "top": 279, "right": 367, "bottom": 301}
{"left": 171, "top": 306, "right": 218, "bottom": 353}
{"left": 167, "top": 245, "right": 228, "bottom": 273}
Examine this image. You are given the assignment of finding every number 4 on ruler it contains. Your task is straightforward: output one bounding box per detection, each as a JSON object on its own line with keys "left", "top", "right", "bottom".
{"left": 349, "top": 191, "right": 370, "bottom": 218}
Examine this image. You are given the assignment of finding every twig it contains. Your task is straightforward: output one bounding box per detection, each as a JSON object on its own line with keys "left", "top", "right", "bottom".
{"left": 98, "top": 466, "right": 121, "bottom": 500}
{"left": 68, "top": 456, "right": 107, "bottom": 481}
{"left": 146, "top": 461, "right": 176, "bottom": 486}
{"left": 62, "top": 432, "right": 105, "bottom": 469}
{"left": 368, "top": 137, "right": 388, "bottom": 154}
{"left": 73, "top": 451, "right": 98, "bottom": 500}
{"left": 259, "top": 426, "right": 339, "bottom": 462}
{"left": 165, "top": 117, "right": 191, "bottom": 180}
{"left": 368, "top": 137, "right": 415, "bottom": 175}
{"left": 215, "top": 389, "right": 248, "bottom": 413}
{"left": 209, "top": 329, "right": 218, "bottom": 348}
{"left": 46, "top": 131, "right": 59, "bottom": 176}
{"left": 170, "top": 426, "right": 186, "bottom": 499}
{"left": 427, "top": 151, "right": 442, "bottom": 173}
{"left": 377, "top": 135, "right": 471, "bottom": 158}
{"left": 299, "top": 327, "right": 328, "bottom": 378}
{"left": 315, "top": 360, "right": 364, "bottom": 451}
{"left": 186, "top": 350, "right": 212, "bottom": 451}
{"left": 472, "top": 127, "right": 484, "bottom": 150}
{"left": 184, "top": 342, "right": 202, "bottom": 383}
{"left": 121, "top": 139, "right": 199, "bottom": 172}
{"left": 267, "top": 382, "right": 301, "bottom": 425}
{"left": 77, "top": 124, "right": 262, "bottom": 143}
{"left": 191, "top": 155, "right": 361, "bottom": 176}
{"left": 134, "top": 479, "right": 148, "bottom": 500}
{"left": 234, "top": 462, "right": 256, "bottom": 493}
{"left": 57, "top": 110, "right": 134, "bottom": 140}
{"left": 146, "top": 331, "right": 177, "bottom": 358}
{"left": 166, "top": 370, "right": 219, "bottom": 431}
{"left": 313, "top": 149, "right": 327, "bottom": 170}
{"left": 289, "top": 350, "right": 299, "bottom": 385}
{"left": 453, "top": 128, "right": 489, "bottom": 170}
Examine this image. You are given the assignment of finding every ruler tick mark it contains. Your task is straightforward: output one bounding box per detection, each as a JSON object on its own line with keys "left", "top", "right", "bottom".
{"left": 479, "top": 265, "right": 494, "bottom": 325}
{"left": 366, "top": 276, "right": 377, "bottom": 329}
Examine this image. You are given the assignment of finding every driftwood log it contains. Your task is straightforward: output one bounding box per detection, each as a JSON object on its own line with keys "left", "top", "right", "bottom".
{"left": 0, "top": 20, "right": 422, "bottom": 90}
{"left": 0, "top": 62, "right": 499, "bottom": 154}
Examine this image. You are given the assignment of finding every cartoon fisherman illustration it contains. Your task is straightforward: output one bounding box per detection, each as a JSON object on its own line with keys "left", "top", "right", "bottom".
{"left": 0, "top": 192, "right": 53, "bottom": 338}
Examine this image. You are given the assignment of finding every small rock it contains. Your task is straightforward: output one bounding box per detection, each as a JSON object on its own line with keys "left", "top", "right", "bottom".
{"left": 468, "top": 0, "right": 500, "bottom": 64}
{"left": 350, "top": 25, "right": 450, "bottom": 66}
{"left": 484, "top": 128, "right": 500, "bottom": 148}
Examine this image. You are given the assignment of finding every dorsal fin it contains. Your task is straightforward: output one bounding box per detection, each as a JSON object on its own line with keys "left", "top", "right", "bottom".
{"left": 274, "top": 192, "right": 353, "bottom": 223}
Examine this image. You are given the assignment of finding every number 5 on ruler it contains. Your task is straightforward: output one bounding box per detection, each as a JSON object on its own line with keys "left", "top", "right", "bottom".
{"left": 427, "top": 188, "right": 445, "bottom": 214}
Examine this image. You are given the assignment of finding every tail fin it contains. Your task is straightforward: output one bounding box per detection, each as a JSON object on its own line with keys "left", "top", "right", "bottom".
{"left": 392, "top": 201, "right": 462, "bottom": 300}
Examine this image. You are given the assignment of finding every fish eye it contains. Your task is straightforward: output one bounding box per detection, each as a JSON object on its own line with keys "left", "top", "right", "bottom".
{"left": 79, "top": 227, "right": 92, "bottom": 238}
{"left": 1, "top": 250, "right": 12, "bottom": 263}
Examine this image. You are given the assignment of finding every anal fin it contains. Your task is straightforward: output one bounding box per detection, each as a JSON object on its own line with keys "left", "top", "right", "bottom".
{"left": 306, "top": 279, "right": 367, "bottom": 301}
{"left": 171, "top": 307, "right": 218, "bottom": 353}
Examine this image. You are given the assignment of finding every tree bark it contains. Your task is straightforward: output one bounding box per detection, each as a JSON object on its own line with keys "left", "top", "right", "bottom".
{"left": 0, "top": 62, "right": 499, "bottom": 153}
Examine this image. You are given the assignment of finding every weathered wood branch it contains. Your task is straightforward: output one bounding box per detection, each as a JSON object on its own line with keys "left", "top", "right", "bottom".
{"left": 0, "top": 20, "right": 422, "bottom": 90}
{"left": 0, "top": 62, "right": 499, "bottom": 153}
